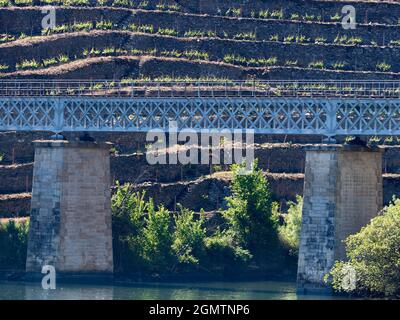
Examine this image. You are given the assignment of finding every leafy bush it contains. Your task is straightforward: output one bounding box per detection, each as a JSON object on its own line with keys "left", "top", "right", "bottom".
{"left": 204, "top": 230, "right": 251, "bottom": 271}
{"left": 326, "top": 198, "right": 400, "bottom": 297}
{"left": 223, "top": 161, "right": 279, "bottom": 257}
{"left": 16, "top": 59, "right": 40, "bottom": 70}
{"left": 279, "top": 195, "right": 302, "bottom": 254}
{"left": 111, "top": 184, "right": 146, "bottom": 272}
{"left": 142, "top": 203, "right": 174, "bottom": 271}
{"left": 376, "top": 62, "right": 391, "bottom": 72}
{"left": 111, "top": 183, "right": 251, "bottom": 274}
{"left": 172, "top": 207, "right": 206, "bottom": 265}
{"left": 0, "top": 0, "right": 9, "bottom": 6}
{"left": 0, "top": 219, "right": 29, "bottom": 269}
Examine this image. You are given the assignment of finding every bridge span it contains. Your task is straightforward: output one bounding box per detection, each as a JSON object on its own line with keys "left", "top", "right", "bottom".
{"left": 2, "top": 80, "right": 391, "bottom": 293}
{"left": 1, "top": 80, "right": 400, "bottom": 140}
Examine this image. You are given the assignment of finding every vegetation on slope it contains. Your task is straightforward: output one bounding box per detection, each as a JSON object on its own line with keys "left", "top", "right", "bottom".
{"left": 325, "top": 198, "right": 400, "bottom": 297}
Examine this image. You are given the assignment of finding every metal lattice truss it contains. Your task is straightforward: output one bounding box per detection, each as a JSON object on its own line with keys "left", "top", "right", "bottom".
{"left": 1, "top": 97, "right": 400, "bottom": 137}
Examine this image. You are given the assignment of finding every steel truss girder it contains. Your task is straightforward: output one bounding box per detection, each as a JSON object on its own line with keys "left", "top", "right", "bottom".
{"left": 1, "top": 97, "right": 400, "bottom": 136}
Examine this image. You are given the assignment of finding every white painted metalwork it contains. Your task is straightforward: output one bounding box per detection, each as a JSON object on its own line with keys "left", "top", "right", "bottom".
{"left": 1, "top": 81, "right": 400, "bottom": 138}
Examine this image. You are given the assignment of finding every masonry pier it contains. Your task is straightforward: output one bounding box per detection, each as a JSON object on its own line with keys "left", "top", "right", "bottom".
{"left": 26, "top": 140, "right": 113, "bottom": 281}
{"left": 297, "top": 144, "right": 383, "bottom": 294}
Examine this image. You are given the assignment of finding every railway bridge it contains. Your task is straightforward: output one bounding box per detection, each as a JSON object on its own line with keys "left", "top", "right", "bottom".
{"left": 1, "top": 80, "right": 397, "bottom": 292}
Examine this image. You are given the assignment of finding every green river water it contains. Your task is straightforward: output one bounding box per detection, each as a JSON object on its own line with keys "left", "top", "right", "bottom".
{"left": 0, "top": 280, "right": 345, "bottom": 300}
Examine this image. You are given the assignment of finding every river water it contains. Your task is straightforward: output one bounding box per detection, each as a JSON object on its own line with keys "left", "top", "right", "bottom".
{"left": 0, "top": 280, "right": 344, "bottom": 300}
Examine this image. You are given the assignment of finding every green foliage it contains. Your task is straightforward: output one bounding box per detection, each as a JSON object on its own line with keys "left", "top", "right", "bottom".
{"left": 223, "top": 161, "right": 279, "bottom": 256}
{"left": 0, "top": 220, "right": 29, "bottom": 269}
{"left": 270, "top": 9, "right": 284, "bottom": 19}
{"left": 233, "top": 32, "right": 256, "bottom": 40}
{"left": 279, "top": 196, "right": 302, "bottom": 254}
{"left": 0, "top": 34, "right": 14, "bottom": 43}
{"left": 158, "top": 28, "right": 178, "bottom": 37}
{"left": 326, "top": 198, "right": 400, "bottom": 297}
{"left": 111, "top": 184, "right": 249, "bottom": 274}
{"left": 184, "top": 30, "right": 216, "bottom": 38}
{"left": 128, "top": 23, "right": 155, "bottom": 34}
{"left": 142, "top": 203, "right": 174, "bottom": 270}
{"left": 376, "top": 62, "right": 391, "bottom": 72}
{"left": 172, "top": 207, "right": 206, "bottom": 265}
{"left": 225, "top": 7, "right": 241, "bottom": 17}
{"left": 334, "top": 35, "right": 363, "bottom": 45}
{"left": 16, "top": 59, "right": 40, "bottom": 70}
{"left": 308, "top": 60, "right": 324, "bottom": 69}
{"left": 111, "top": 183, "right": 146, "bottom": 272}
{"left": 13, "top": 0, "right": 32, "bottom": 5}
{"left": 204, "top": 229, "right": 251, "bottom": 271}
{"left": 156, "top": 2, "right": 180, "bottom": 12}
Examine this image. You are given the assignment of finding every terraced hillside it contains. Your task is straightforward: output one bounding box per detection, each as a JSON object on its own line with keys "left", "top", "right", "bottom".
{"left": 2, "top": 1, "right": 400, "bottom": 219}
{"left": 1, "top": 0, "right": 400, "bottom": 79}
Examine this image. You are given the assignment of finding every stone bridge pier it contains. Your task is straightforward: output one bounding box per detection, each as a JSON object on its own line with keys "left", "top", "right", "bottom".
{"left": 297, "top": 144, "right": 383, "bottom": 294}
{"left": 26, "top": 140, "right": 113, "bottom": 280}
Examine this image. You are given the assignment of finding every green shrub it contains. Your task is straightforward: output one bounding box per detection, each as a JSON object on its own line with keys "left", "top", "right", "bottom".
{"left": 290, "top": 13, "right": 300, "bottom": 20}
{"left": 128, "top": 23, "right": 154, "bottom": 33}
{"left": 43, "top": 58, "right": 58, "bottom": 67}
{"left": 331, "top": 13, "right": 341, "bottom": 21}
{"left": 142, "top": 202, "right": 174, "bottom": 271}
{"left": 204, "top": 230, "right": 251, "bottom": 271}
{"left": 269, "top": 34, "right": 279, "bottom": 42}
{"left": 376, "top": 62, "right": 391, "bottom": 72}
{"left": 285, "top": 60, "right": 298, "bottom": 66}
{"left": 223, "top": 161, "right": 279, "bottom": 256}
{"left": 158, "top": 28, "right": 178, "bottom": 36}
{"left": 0, "top": 219, "right": 29, "bottom": 269}
{"left": 326, "top": 198, "right": 400, "bottom": 297}
{"left": 270, "top": 9, "right": 284, "bottom": 19}
{"left": 259, "top": 10, "right": 269, "bottom": 19}
{"left": 0, "top": 0, "right": 9, "bottom": 6}
{"left": 332, "top": 61, "right": 347, "bottom": 70}
{"left": 279, "top": 195, "right": 302, "bottom": 254}
{"left": 226, "top": 8, "right": 241, "bottom": 17}
{"left": 184, "top": 30, "right": 216, "bottom": 38}
{"left": 16, "top": 59, "right": 40, "bottom": 70}
{"left": 172, "top": 207, "right": 206, "bottom": 265}
{"left": 0, "top": 34, "right": 15, "bottom": 43}
{"left": 111, "top": 184, "right": 146, "bottom": 272}
{"left": 314, "top": 37, "right": 326, "bottom": 44}
{"left": 308, "top": 60, "right": 324, "bottom": 69}
{"left": 13, "top": 0, "right": 32, "bottom": 6}
{"left": 64, "top": 0, "right": 90, "bottom": 5}
{"left": 96, "top": 20, "right": 114, "bottom": 30}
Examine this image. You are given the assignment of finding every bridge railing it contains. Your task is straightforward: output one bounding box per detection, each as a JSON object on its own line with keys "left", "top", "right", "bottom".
{"left": 1, "top": 80, "right": 400, "bottom": 98}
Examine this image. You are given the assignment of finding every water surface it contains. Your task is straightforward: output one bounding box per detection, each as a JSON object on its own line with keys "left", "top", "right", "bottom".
{"left": 0, "top": 280, "right": 343, "bottom": 300}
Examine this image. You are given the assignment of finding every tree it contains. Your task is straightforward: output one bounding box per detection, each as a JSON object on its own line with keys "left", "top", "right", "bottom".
{"left": 223, "top": 161, "right": 279, "bottom": 257}
{"left": 279, "top": 195, "right": 303, "bottom": 254}
{"left": 111, "top": 183, "right": 146, "bottom": 272}
{"left": 172, "top": 207, "right": 206, "bottom": 265}
{"left": 142, "top": 202, "right": 174, "bottom": 271}
{"left": 326, "top": 198, "right": 400, "bottom": 297}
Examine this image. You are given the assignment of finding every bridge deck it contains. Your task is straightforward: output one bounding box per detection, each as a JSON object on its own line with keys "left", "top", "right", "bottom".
{"left": 1, "top": 80, "right": 400, "bottom": 137}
